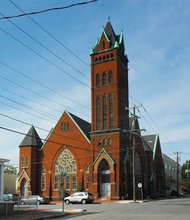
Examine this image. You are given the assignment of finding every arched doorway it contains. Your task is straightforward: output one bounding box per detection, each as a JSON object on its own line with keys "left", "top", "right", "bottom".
{"left": 98, "top": 159, "right": 110, "bottom": 197}
{"left": 20, "top": 178, "right": 28, "bottom": 197}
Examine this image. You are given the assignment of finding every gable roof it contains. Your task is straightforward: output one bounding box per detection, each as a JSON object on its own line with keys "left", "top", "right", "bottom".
{"left": 68, "top": 112, "right": 91, "bottom": 141}
{"left": 142, "top": 134, "right": 160, "bottom": 160}
{"left": 19, "top": 126, "right": 43, "bottom": 147}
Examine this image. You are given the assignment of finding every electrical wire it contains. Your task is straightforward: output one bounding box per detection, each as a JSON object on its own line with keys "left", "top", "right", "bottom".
{"left": 0, "top": 26, "right": 90, "bottom": 89}
{"left": 8, "top": 0, "right": 90, "bottom": 67}
{"left": 0, "top": 0, "right": 98, "bottom": 19}
{"left": 0, "top": 11, "right": 89, "bottom": 80}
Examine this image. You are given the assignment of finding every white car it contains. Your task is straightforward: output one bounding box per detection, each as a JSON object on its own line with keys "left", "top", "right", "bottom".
{"left": 20, "top": 195, "right": 49, "bottom": 205}
{"left": 64, "top": 192, "right": 94, "bottom": 204}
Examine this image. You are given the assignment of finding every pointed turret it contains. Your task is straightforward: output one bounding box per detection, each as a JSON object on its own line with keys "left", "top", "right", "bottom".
{"left": 19, "top": 126, "right": 43, "bottom": 148}
{"left": 92, "top": 21, "right": 125, "bottom": 54}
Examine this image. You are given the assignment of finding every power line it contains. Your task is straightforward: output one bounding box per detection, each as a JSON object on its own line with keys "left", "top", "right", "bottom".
{"left": 8, "top": 0, "right": 90, "bottom": 68}
{"left": 0, "top": 100, "right": 55, "bottom": 124}
{"left": 0, "top": 26, "right": 90, "bottom": 89}
{"left": 0, "top": 11, "right": 89, "bottom": 80}
{"left": 0, "top": 0, "right": 98, "bottom": 19}
{"left": 0, "top": 72, "right": 89, "bottom": 117}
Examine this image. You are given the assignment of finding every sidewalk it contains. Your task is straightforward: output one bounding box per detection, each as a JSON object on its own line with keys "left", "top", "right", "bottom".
{"left": 0, "top": 207, "right": 86, "bottom": 220}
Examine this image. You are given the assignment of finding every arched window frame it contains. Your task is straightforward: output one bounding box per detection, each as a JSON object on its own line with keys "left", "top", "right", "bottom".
{"left": 86, "top": 165, "right": 90, "bottom": 190}
{"left": 96, "top": 73, "right": 100, "bottom": 87}
{"left": 102, "top": 94, "right": 107, "bottom": 129}
{"left": 102, "top": 72, "right": 106, "bottom": 85}
{"left": 108, "top": 70, "right": 113, "bottom": 84}
{"left": 54, "top": 149, "right": 77, "bottom": 191}
{"left": 96, "top": 96, "right": 101, "bottom": 130}
{"left": 21, "top": 157, "right": 25, "bottom": 168}
{"left": 109, "top": 93, "right": 114, "bottom": 128}
{"left": 25, "top": 156, "right": 28, "bottom": 168}
{"left": 41, "top": 167, "right": 46, "bottom": 191}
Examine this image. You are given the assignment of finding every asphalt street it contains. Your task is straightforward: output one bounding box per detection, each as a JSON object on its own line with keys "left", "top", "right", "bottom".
{"left": 56, "top": 198, "right": 190, "bottom": 220}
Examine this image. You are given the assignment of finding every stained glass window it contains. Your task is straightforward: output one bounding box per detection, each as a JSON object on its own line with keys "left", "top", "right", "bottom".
{"left": 54, "top": 149, "right": 77, "bottom": 190}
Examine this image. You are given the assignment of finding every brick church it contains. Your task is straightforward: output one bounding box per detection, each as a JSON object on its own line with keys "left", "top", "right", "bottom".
{"left": 17, "top": 21, "right": 166, "bottom": 200}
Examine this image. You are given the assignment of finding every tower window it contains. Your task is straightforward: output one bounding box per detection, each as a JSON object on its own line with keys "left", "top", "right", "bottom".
{"left": 96, "top": 73, "right": 100, "bottom": 87}
{"left": 103, "top": 138, "right": 107, "bottom": 146}
{"left": 21, "top": 157, "right": 25, "bottom": 168}
{"left": 108, "top": 70, "right": 113, "bottom": 84}
{"left": 96, "top": 96, "right": 101, "bottom": 130}
{"left": 102, "top": 41, "right": 105, "bottom": 49}
{"left": 25, "top": 156, "right": 28, "bottom": 168}
{"left": 108, "top": 138, "right": 112, "bottom": 146}
{"left": 109, "top": 94, "right": 114, "bottom": 128}
{"left": 102, "top": 72, "right": 106, "bottom": 86}
{"left": 102, "top": 95, "right": 107, "bottom": 129}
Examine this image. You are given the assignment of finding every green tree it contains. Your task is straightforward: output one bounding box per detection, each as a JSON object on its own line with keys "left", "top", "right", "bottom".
{"left": 4, "top": 163, "right": 18, "bottom": 175}
{"left": 181, "top": 160, "right": 190, "bottom": 193}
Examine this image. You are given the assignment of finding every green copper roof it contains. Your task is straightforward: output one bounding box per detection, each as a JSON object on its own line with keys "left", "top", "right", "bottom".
{"left": 90, "top": 48, "right": 94, "bottom": 55}
{"left": 119, "top": 32, "right": 123, "bottom": 44}
{"left": 114, "top": 41, "right": 119, "bottom": 48}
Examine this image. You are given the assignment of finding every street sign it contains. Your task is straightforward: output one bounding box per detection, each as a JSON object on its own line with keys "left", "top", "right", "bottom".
{"left": 138, "top": 183, "right": 142, "bottom": 188}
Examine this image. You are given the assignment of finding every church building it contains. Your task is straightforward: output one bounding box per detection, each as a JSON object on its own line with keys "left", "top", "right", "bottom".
{"left": 17, "top": 21, "right": 166, "bottom": 200}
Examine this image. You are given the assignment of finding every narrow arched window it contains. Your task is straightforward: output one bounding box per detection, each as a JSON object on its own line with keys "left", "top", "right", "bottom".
{"left": 109, "top": 94, "right": 114, "bottom": 128}
{"left": 41, "top": 167, "right": 46, "bottom": 191}
{"left": 96, "top": 96, "right": 100, "bottom": 130}
{"left": 21, "top": 157, "right": 25, "bottom": 168}
{"left": 25, "top": 156, "right": 28, "bottom": 168}
{"left": 108, "top": 138, "right": 112, "bottom": 146}
{"left": 96, "top": 73, "right": 100, "bottom": 87}
{"left": 102, "top": 95, "right": 107, "bottom": 129}
{"left": 86, "top": 165, "right": 90, "bottom": 190}
{"left": 108, "top": 70, "right": 113, "bottom": 84}
{"left": 102, "top": 72, "right": 106, "bottom": 85}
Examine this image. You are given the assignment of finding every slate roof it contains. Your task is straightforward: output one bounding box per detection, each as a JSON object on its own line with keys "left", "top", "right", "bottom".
{"left": 94, "top": 21, "right": 123, "bottom": 53}
{"left": 68, "top": 112, "right": 91, "bottom": 140}
{"left": 141, "top": 134, "right": 157, "bottom": 152}
{"left": 19, "top": 126, "right": 43, "bottom": 147}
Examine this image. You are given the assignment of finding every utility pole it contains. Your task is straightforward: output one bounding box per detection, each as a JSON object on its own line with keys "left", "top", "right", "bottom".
{"left": 132, "top": 106, "right": 136, "bottom": 202}
{"left": 174, "top": 152, "right": 181, "bottom": 196}
{"left": 125, "top": 104, "right": 144, "bottom": 202}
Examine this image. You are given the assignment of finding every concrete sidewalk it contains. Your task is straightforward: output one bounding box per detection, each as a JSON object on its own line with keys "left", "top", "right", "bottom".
{"left": 0, "top": 208, "right": 86, "bottom": 220}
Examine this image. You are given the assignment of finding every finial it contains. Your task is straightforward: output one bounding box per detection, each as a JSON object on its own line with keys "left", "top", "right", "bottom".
{"left": 108, "top": 16, "right": 111, "bottom": 21}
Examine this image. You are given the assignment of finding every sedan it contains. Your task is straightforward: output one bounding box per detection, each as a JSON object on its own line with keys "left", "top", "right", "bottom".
{"left": 20, "top": 195, "right": 49, "bottom": 205}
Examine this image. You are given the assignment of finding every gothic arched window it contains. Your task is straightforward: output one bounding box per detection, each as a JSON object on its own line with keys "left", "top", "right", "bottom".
{"left": 102, "top": 95, "right": 107, "bottom": 129}
{"left": 86, "top": 165, "right": 90, "bottom": 190}
{"left": 102, "top": 72, "right": 106, "bottom": 85}
{"left": 41, "top": 167, "right": 46, "bottom": 191}
{"left": 96, "top": 96, "right": 100, "bottom": 130}
{"left": 109, "top": 94, "right": 114, "bottom": 128}
{"left": 54, "top": 149, "right": 77, "bottom": 190}
{"left": 96, "top": 73, "right": 100, "bottom": 87}
{"left": 108, "top": 70, "right": 113, "bottom": 84}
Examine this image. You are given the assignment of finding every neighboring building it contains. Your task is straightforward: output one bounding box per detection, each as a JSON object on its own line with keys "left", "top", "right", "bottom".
{"left": 162, "top": 154, "right": 178, "bottom": 196}
{"left": 142, "top": 135, "right": 166, "bottom": 198}
{"left": 4, "top": 173, "right": 18, "bottom": 194}
{"left": 16, "top": 21, "right": 173, "bottom": 200}
{"left": 0, "top": 158, "right": 9, "bottom": 200}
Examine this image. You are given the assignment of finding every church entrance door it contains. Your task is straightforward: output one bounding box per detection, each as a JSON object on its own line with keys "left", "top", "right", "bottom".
{"left": 98, "top": 159, "right": 111, "bottom": 197}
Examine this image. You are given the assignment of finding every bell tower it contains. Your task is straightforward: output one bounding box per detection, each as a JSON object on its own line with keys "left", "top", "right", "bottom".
{"left": 90, "top": 21, "right": 129, "bottom": 199}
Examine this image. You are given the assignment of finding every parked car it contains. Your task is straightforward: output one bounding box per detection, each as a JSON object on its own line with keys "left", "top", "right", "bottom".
{"left": 20, "top": 195, "right": 49, "bottom": 205}
{"left": 64, "top": 192, "right": 94, "bottom": 204}
{"left": 2, "top": 194, "right": 12, "bottom": 201}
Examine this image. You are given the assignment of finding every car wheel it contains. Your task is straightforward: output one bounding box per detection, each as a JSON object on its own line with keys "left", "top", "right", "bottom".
{"left": 81, "top": 199, "right": 86, "bottom": 204}
{"left": 21, "top": 200, "right": 25, "bottom": 205}
{"left": 65, "top": 200, "right": 70, "bottom": 205}
{"left": 37, "top": 200, "right": 40, "bottom": 205}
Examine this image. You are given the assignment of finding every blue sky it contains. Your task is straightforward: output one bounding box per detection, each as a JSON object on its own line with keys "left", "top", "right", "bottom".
{"left": 0, "top": 0, "right": 190, "bottom": 166}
